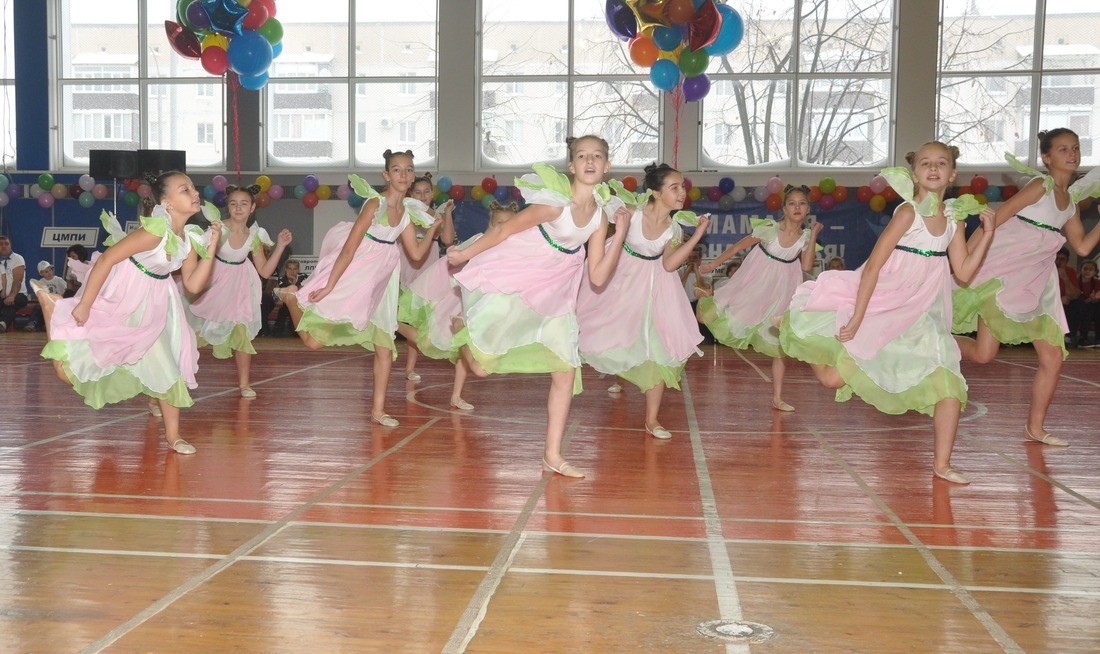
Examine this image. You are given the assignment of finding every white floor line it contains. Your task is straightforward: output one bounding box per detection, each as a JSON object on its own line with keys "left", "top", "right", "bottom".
{"left": 682, "top": 375, "right": 749, "bottom": 654}
{"left": 993, "top": 356, "right": 1100, "bottom": 389}
{"left": 962, "top": 433, "right": 1100, "bottom": 511}
{"left": 811, "top": 428, "right": 1025, "bottom": 654}
{"left": 441, "top": 423, "right": 578, "bottom": 654}
{"left": 75, "top": 417, "right": 438, "bottom": 654}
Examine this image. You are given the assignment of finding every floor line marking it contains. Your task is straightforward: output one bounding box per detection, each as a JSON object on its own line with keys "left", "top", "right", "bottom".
{"left": 76, "top": 417, "right": 438, "bottom": 654}
{"left": 441, "top": 423, "right": 578, "bottom": 654}
{"left": 963, "top": 436, "right": 1100, "bottom": 511}
{"left": 811, "top": 428, "right": 1024, "bottom": 654}
{"left": 993, "top": 357, "right": 1100, "bottom": 389}
{"left": 682, "top": 375, "right": 748, "bottom": 654}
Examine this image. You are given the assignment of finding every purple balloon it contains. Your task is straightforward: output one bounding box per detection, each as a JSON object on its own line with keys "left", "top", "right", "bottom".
{"left": 213, "top": 191, "right": 227, "bottom": 207}
{"left": 682, "top": 74, "right": 711, "bottom": 102}
{"left": 493, "top": 186, "right": 511, "bottom": 202}
{"left": 6, "top": 182, "right": 22, "bottom": 198}
{"left": 605, "top": 0, "right": 638, "bottom": 40}
{"left": 186, "top": 1, "right": 212, "bottom": 30}
{"left": 303, "top": 174, "right": 319, "bottom": 192}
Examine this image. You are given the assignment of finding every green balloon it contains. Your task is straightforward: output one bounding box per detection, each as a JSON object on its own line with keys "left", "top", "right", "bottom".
{"left": 257, "top": 18, "right": 283, "bottom": 45}
{"left": 481, "top": 194, "right": 496, "bottom": 209}
{"left": 38, "top": 173, "right": 55, "bottom": 189}
{"left": 678, "top": 49, "right": 708, "bottom": 78}
{"left": 819, "top": 177, "right": 837, "bottom": 194}
{"left": 124, "top": 191, "right": 140, "bottom": 207}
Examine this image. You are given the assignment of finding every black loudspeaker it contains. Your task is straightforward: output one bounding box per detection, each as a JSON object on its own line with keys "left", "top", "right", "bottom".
{"left": 89, "top": 150, "right": 139, "bottom": 178}
{"left": 138, "top": 150, "right": 186, "bottom": 176}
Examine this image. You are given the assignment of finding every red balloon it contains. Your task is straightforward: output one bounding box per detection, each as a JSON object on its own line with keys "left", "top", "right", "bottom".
{"left": 124, "top": 178, "right": 141, "bottom": 191}
{"left": 667, "top": 0, "right": 696, "bottom": 24}
{"left": 302, "top": 191, "right": 319, "bottom": 209}
{"left": 164, "top": 20, "right": 201, "bottom": 60}
{"left": 70, "top": 183, "right": 83, "bottom": 199}
{"left": 687, "top": 0, "right": 721, "bottom": 51}
{"left": 481, "top": 176, "right": 498, "bottom": 193}
{"left": 807, "top": 185, "right": 822, "bottom": 203}
{"left": 831, "top": 185, "right": 849, "bottom": 203}
{"left": 1001, "top": 184, "right": 1018, "bottom": 200}
{"left": 957, "top": 185, "right": 972, "bottom": 196}
{"left": 970, "top": 175, "right": 989, "bottom": 193}
{"left": 683, "top": 177, "right": 692, "bottom": 191}
{"left": 707, "top": 186, "right": 722, "bottom": 202}
{"left": 856, "top": 185, "right": 874, "bottom": 203}
{"left": 449, "top": 185, "right": 466, "bottom": 201}
{"left": 621, "top": 176, "right": 638, "bottom": 192}
{"left": 201, "top": 46, "right": 229, "bottom": 76}
{"left": 255, "top": 191, "right": 272, "bottom": 208}
{"left": 882, "top": 187, "right": 898, "bottom": 202}
{"left": 765, "top": 193, "right": 782, "bottom": 211}
{"left": 682, "top": 195, "right": 692, "bottom": 210}
{"left": 243, "top": 2, "right": 269, "bottom": 31}
{"left": 258, "top": 0, "right": 277, "bottom": 19}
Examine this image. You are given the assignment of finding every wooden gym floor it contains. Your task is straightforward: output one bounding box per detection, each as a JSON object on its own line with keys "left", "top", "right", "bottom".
{"left": 1, "top": 333, "right": 1098, "bottom": 653}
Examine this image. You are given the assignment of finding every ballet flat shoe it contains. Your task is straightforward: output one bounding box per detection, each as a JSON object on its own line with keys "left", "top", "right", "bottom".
{"left": 607, "top": 383, "right": 623, "bottom": 393}
{"left": 406, "top": 371, "right": 421, "bottom": 382}
{"left": 168, "top": 438, "right": 196, "bottom": 455}
{"left": 933, "top": 466, "right": 970, "bottom": 484}
{"left": 772, "top": 400, "right": 795, "bottom": 412}
{"left": 372, "top": 414, "right": 399, "bottom": 427}
{"left": 450, "top": 398, "right": 474, "bottom": 411}
{"left": 240, "top": 388, "right": 257, "bottom": 399}
{"left": 1024, "top": 425, "right": 1068, "bottom": 447}
{"left": 148, "top": 401, "right": 162, "bottom": 418}
{"left": 542, "top": 458, "right": 585, "bottom": 478}
{"left": 645, "top": 424, "right": 672, "bottom": 440}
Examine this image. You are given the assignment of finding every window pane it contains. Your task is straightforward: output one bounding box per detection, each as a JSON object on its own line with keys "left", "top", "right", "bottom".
{"left": 354, "top": 82, "right": 436, "bottom": 167}
{"left": 148, "top": 83, "right": 225, "bottom": 167}
{"left": 2, "top": 1, "right": 13, "bottom": 78}
{"left": 574, "top": 1, "right": 634, "bottom": 76}
{"left": 937, "top": 75, "right": 1031, "bottom": 165}
{"left": 61, "top": 83, "right": 139, "bottom": 164}
{"left": 939, "top": 0, "right": 1034, "bottom": 73}
{"left": 796, "top": 78, "right": 889, "bottom": 166}
{"left": 267, "top": 82, "right": 348, "bottom": 166}
{"left": 707, "top": 0, "right": 794, "bottom": 75}
{"left": 0, "top": 84, "right": 15, "bottom": 164}
{"left": 573, "top": 81, "right": 658, "bottom": 167}
{"left": 61, "top": 0, "right": 138, "bottom": 79}
{"left": 272, "top": 0, "right": 349, "bottom": 77}
{"left": 1041, "top": 75, "right": 1097, "bottom": 166}
{"left": 800, "top": 0, "right": 892, "bottom": 74}
{"left": 354, "top": 0, "right": 435, "bottom": 77}
{"left": 1043, "top": 1, "right": 1100, "bottom": 70}
{"left": 482, "top": 81, "right": 567, "bottom": 165}
{"left": 482, "top": 0, "right": 568, "bottom": 77}
{"left": 147, "top": 0, "right": 205, "bottom": 78}
{"left": 702, "top": 79, "right": 790, "bottom": 166}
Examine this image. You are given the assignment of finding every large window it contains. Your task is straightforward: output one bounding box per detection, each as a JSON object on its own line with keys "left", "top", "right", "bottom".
{"left": 938, "top": 0, "right": 1100, "bottom": 166}
{"left": 480, "top": 0, "right": 659, "bottom": 167}
{"left": 701, "top": 0, "right": 894, "bottom": 169}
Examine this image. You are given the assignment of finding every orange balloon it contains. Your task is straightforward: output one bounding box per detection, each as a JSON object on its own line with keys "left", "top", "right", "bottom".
{"left": 957, "top": 185, "right": 972, "bottom": 196}
{"left": 629, "top": 37, "right": 659, "bottom": 68}
{"left": 766, "top": 193, "right": 783, "bottom": 211}
{"left": 869, "top": 195, "right": 886, "bottom": 212}
{"left": 807, "top": 185, "right": 822, "bottom": 203}
{"left": 831, "top": 185, "right": 849, "bottom": 203}
{"left": 621, "top": 176, "right": 638, "bottom": 192}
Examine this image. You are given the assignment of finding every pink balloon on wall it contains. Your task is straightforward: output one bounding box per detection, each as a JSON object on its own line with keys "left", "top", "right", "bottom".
{"left": 267, "top": 184, "right": 284, "bottom": 200}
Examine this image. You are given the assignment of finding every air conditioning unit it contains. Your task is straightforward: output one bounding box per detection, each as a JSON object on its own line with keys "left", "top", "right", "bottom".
{"left": 380, "top": 117, "right": 392, "bottom": 128}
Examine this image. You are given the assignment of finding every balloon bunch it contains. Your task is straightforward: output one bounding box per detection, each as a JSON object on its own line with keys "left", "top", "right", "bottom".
{"left": 470, "top": 177, "right": 521, "bottom": 209}
{"left": 166, "top": 0, "right": 284, "bottom": 90}
{"left": 607, "top": 0, "right": 744, "bottom": 101}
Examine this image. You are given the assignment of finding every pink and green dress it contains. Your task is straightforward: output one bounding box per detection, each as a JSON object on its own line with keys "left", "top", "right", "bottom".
{"left": 42, "top": 208, "right": 213, "bottom": 409}
{"left": 397, "top": 233, "right": 481, "bottom": 363}
{"left": 952, "top": 155, "right": 1100, "bottom": 357}
{"left": 699, "top": 218, "right": 816, "bottom": 359}
{"left": 452, "top": 164, "right": 612, "bottom": 391}
{"left": 780, "top": 170, "right": 985, "bottom": 416}
{"left": 576, "top": 202, "right": 703, "bottom": 392}
{"left": 185, "top": 222, "right": 274, "bottom": 359}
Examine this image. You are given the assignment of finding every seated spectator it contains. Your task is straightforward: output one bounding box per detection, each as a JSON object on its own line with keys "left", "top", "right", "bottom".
{"left": 26, "top": 261, "right": 67, "bottom": 331}
{"left": 271, "top": 259, "right": 308, "bottom": 336}
{"left": 1068, "top": 259, "right": 1099, "bottom": 347}
{"left": 63, "top": 244, "right": 90, "bottom": 298}
{"left": 827, "top": 256, "right": 845, "bottom": 271}
{"left": 0, "top": 235, "right": 28, "bottom": 333}
{"left": 712, "top": 258, "right": 741, "bottom": 291}
{"left": 1056, "top": 248, "right": 1081, "bottom": 346}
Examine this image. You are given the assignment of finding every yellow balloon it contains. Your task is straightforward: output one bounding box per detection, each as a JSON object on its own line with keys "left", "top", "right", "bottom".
{"left": 203, "top": 33, "right": 229, "bottom": 52}
{"left": 237, "top": 0, "right": 251, "bottom": 7}
{"left": 470, "top": 186, "right": 486, "bottom": 201}
{"left": 688, "top": 186, "right": 702, "bottom": 201}
{"left": 255, "top": 175, "right": 272, "bottom": 192}
{"left": 315, "top": 184, "right": 332, "bottom": 200}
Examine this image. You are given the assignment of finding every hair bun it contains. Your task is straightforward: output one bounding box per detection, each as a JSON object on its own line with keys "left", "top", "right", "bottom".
{"left": 141, "top": 172, "right": 159, "bottom": 186}
{"left": 643, "top": 163, "right": 658, "bottom": 174}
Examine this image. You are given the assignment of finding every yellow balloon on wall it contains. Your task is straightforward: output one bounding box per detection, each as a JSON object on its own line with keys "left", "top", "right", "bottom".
{"left": 315, "top": 184, "right": 332, "bottom": 200}
{"left": 255, "top": 175, "right": 272, "bottom": 192}
{"left": 688, "top": 186, "right": 702, "bottom": 201}
{"left": 470, "top": 186, "right": 486, "bottom": 201}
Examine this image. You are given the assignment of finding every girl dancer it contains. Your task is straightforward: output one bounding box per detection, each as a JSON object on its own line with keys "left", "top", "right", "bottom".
{"left": 698, "top": 184, "right": 823, "bottom": 412}
{"left": 34, "top": 171, "right": 222, "bottom": 454}
{"left": 185, "top": 184, "right": 292, "bottom": 398}
{"left": 447, "top": 135, "right": 630, "bottom": 478}
{"left": 400, "top": 201, "right": 517, "bottom": 411}
{"left": 278, "top": 150, "right": 441, "bottom": 427}
{"left": 576, "top": 163, "right": 708, "bottom": 439}
{"left": 397, "top": 172, "right": 456, "bottom": 382}
{"left": 780, "top": 142, "right": 996, "bottom": 483}
{"left": 953, "top": 129, "right": 1100, "bottom": 447}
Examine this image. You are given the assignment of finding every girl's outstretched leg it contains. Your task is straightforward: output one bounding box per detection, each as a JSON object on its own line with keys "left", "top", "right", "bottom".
{"left": 955, "top": 318, "right": 1000, "bottom": 364}
{"left": 450, "top": 359, "right": 473, "bottom": 410}
{"left": 771, "top": 356, "right": 794, "bottom": 411}
{"left": 1024, "top": 340, "right": 1068, "bottom": 446}
{"left": 810, "top": 363, "right": 845, "bottom": 389}
{"left": 370, "top": 347, "right": 399, "bottom": 427}
{"left": 33, "top": 289, "right": 70, "bottom": 382}
{"left": 159, "top": 400, "right": 195, "bottom": 454}
{"left": 931, "top": 398, "right": 967, "bottom": 483}
{"left": 280, "top": 292, "right": 324, "bottom": 350}
{"left": 644, "top": 383, "right": 671, "bottom": 439}
{"left": 542, "top": 369, "right": 583, "bottom": 478}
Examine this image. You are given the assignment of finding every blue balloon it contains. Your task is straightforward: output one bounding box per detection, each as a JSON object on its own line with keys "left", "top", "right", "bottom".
{"left": 984, "top": 186, "right": 1002, "bottom": 202}
{"left": 493, "top": 186, "right": 511, "bottom": 202}
{"left": 200, "top": 0, "right": 248, "bottom": 35}
{"left": 649, "top": 59, "right": 680, "bottom": 92}
{"left": 706, "top": 6, "right": 745, "bottom": 57}
{"left": 348, "top": 193, "right": 366, "bottom": 209}
{"left": 203, "top": 184, "right": 217, "bottom": 200}
{"left": 227, "top": 30, "right": 273, "bottom": 77}
{"left": 239, "top": 72, "right": 268, "bottom": 91}
{"left": 272, "top": 42, "right": 283, "bottom": 59}
{"left": 718, "top": 177, "right": 735, "bottom": 194}
{"left": 213, "top": 191, "right": 227, "bottom": 207}
{"left": 436, "top": 176, "right": 453, "bottom": 192}
{"left": 653, "top": 26, "right": 682, "bottom": 52}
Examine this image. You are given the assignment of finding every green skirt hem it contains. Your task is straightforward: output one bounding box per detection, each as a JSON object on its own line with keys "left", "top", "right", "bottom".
{"left": 41, "top": 340, "right": 194, "bottom": 409}
{"left": 952, "top": 279, "right": 1067, "bottom": 359}
{"left": 297, "top": 308, "right": 396, "bottom": 358}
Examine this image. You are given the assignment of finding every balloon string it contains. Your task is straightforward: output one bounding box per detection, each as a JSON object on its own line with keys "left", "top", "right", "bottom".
{"left": 230, "top": 73, "right": 241, "bottom": 185}
{"left": 672, "top": 84, "right": 683, "bottom": 170}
